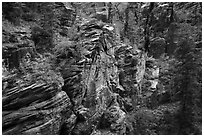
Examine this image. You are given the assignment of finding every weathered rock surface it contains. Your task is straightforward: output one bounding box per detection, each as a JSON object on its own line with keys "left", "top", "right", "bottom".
{"left": 2, "top": 2, "right": 149, "bottom": 135}
{"left": 56, "top": 19, "right": 132, "bottom": 134}
{"left": 2, "top": 82, "right": 73, "bottom": 135}
{"left": 74, "top": 20, "right": 127, "bottom": 134}
{"left": 59, "top": 19, "right": 147, "bottom": 134}
{"left": 115, "top": 44, "right": 146, "bottom": 109}
{"left": 141, "top": 57, "right": 171, "bottom": 109}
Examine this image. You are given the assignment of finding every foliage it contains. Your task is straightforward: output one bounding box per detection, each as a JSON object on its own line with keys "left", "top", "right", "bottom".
{"left": 158, "top": 55, "right": 179, "bottom": 100}
{"left": 31, "top": 26, "right": 53, "bottom": 52}
{"left": 53, "top": 40, "right": 82, "bottom": 69}
{"left": 172, "top": 38, "right": 201, "bottom": 134}
{"left": 3, "top": 2, "right": 77, "bottom": 54}
{"left": 54, "top": 40, "right": 75, "bottom": 58}
{"left": 17, "top": 55, "right": 64, "bottom": 88}
{"left": 2, "top": 2, "right": 23, "bottom": 25}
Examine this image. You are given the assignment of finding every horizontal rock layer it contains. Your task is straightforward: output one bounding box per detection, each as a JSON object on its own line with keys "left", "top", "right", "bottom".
{"left": 2, "top": 82, "right": 73, "bottom": 135}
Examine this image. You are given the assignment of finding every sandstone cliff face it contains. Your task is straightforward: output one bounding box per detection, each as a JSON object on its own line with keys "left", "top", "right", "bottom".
{"left": 77, "top": 21, "right": 127, "bottom": 134}
{"left": 56, "top": 19, "right": 147, "bottom": 134}
{"left": 2, "top": 81, "right": 73, "bottom": 135}
{"left": 2, "top": 3, "right": 147, "bottom": 135}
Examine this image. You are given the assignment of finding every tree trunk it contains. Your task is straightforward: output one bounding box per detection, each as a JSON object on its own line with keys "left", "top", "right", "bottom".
{"left": 144, "top": 2, "right": 154, "bottom": 52}
{"left": 124, "top": 4, "right": 129, "bottom": 37}
{"left": 107, "top": 2, "right": 112, "bottom": 23}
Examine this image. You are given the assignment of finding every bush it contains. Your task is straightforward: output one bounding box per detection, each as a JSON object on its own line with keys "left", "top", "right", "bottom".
{"left": 17, "top": 55, "right": 64, "bottom": 88}
{"left": 31, "top": 26, "right": 54, "bottom": 53}
{"left": 126, "top": 109, "right": 159, "bottom": 135}
{"left": 2, "top": 2, "right": 23, "bottom": 25}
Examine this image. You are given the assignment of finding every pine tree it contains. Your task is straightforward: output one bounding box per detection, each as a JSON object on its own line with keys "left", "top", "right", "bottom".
{"left": 173, "top": 38, "right": 201, "bottom": 134}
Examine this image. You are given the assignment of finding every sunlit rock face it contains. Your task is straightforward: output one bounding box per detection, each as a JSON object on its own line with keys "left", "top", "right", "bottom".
{"left": 68, "top": 19, "right": 128, "bottom": 134}
{"left": 59, "top": 19, "right": 147, "bottom": 135}
{"left": 56, "top": 10, "right": 147, "bottom": 134}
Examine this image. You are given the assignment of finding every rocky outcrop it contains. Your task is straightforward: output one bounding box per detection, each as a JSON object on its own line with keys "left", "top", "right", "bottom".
{"left": 2, "top": 82, "right": 73, "bottom": 135}
{"left": 2, "top": 15, "right": 76, "bottom": 134}
{"left": 2, "top": 4, "right": 148, "bottom": 134}
{"left": 141, "top": 57, "right": 171, "bottom": 109}
{"left": 56, "top": 19, "right": 130, "bottom": 134}
{"left": 72, "top": 20, "right": 127, "bottom": 134}
{"left": 56, "top": 19, "right": 147, "bottom": 135}
{"left": 115, "top": 44, "right": 146, "bottom": 110}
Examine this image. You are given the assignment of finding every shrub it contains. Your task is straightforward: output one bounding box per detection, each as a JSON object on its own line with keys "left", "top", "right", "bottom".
{"left": 17, "top": 55, "right": 64, "bottom": 88}
{"left": 31, "top": 26, "right": 54, "bottom": 53}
